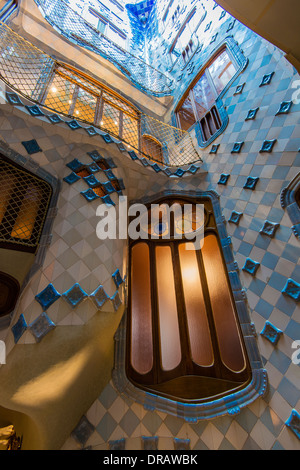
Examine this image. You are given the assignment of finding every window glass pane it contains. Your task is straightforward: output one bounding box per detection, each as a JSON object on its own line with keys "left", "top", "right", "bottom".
{"left": 155, "top": 245, "right": 181, "bottom": 371}
{"left": 192, "top": 72, "right": 215, "bottom": 119}
{"left": 131, "top": 243, "right": 153, "bottom": 375}
{"left": 101, "top": 101, "right": 120, "bottom": 136}
{"left": 177, "top": 93, "right": 196, "bottom": 131}
{"left": 44, "top": 75, "right": 75, "bottom": 115}
{"left": 74, "top": 88, "right": 97, "bottom": 122}
{"left": 208, "top": 50, "right": 237, "bottom": 95}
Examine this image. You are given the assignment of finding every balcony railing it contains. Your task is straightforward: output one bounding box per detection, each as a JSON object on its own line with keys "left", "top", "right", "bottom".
{"left": 0, "top": 21, "right": 201, "bottom": 167}
{"left": 34, "top": 0, "right": 173, "bottom": 97}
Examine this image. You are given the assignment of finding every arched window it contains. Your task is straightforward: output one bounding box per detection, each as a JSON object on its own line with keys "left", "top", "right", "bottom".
{"left": 141, "top": 135, "right": 164, "bottom": 163}
{"left": 126, "top": 195, "right": 251, "bottom": 403}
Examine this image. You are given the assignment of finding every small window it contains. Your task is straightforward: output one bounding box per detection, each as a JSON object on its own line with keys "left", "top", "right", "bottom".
{"left": 126, "top": 196, "right": 251, "bottom": 403}
{"left": 141, "top": 135, "right": 164, "bottom": 163}
{"left": 176, "top": 48, "right": 237, "bottom": 143}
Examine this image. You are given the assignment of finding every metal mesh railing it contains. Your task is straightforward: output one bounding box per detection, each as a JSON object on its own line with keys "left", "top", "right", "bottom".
{"left": 0, "top": 21, "right": 201, "bottom": 167}
{"left": 34, "top": 0, "right": 173, "bottom": 97}
{"left": 0, "top": 157, "right": 52, "bottom": 248}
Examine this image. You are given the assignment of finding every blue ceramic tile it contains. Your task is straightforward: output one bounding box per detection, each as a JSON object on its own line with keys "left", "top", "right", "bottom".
{"left": 71, "top": 416, "right": 95, "bottom": 447}
{"left": 66, "top": 158, "right": 84, "bottom": 172}
{"left": 111, "top": 291, "right": 122, "bottom": 311}
{"left": 231, "top": 142, "right": 244, "bottom": 153}
{"left": 105, "top": 157, "right": 117, "bottom": 169}
{"left": 218, "top": 173, "right": 230, "bottom": 185}
{"left": 29, "top": 312, "right": 55, "bottom": 342}
{"left": 67, "top": 120, "right": 81, "bottom": 130}
{"left": 87, "top": 162, "right": 100, "bottom": 174}
{"left": 6, "top": 92, "right": 24, "bottom": 106}
{"left": 101, "top": 133, "right": 114, "bottom": 143}
{"left": 81, "top": 189, "right": 100, "bottom": 202}
{"left": 259, "top": 72, "right": 275, "bottom": 87}
{"left": 109, "top": 438, "right": 125, "bottom": 450}
{"left": 188, "top": 164, "right": 199, "bottom": 174}
{"left": 21, "top": 139, "right": 42, "bottom": 155}
{"left": 242, "top": 258, "right": 260, "bottom": 276}
{"left": 210, "top": 144, "right": 220, "bottom": 154}
{"left": 90, "top": 285, "right": 109, "bottom": 309}
{"left": 63, "top": 283, "right": 88, "bottom": 308}
{"left": 142, "top": 436, "right": 158, "bottom": 450}
{"left": 128, "top": 150, "right": 139, "bottom": 160}
{"left": 244, "top": 176, "right": 259, "bottom": 190}
{"left": 234, "top": 83, "right": 245, "bottom": 95}
{"left": 104, "top": 169, "right": 117, "bottom": 181}
{"left": 245, "top": 107, "right": 259, "bottom": 121}
{"left": 260, "top": 221, "right": 280, "bottom": 238}
{"left": 46, "top": 114, "right": 63, "bottom": 124}
{"left": 112, "top": 269, "right": 123, "bottom": 288}
{"left": 87, "top": 150, "right": 102, "bottom": 161}
{"left": 260, "top": 321, "right": 283, "bottom": 345}
{"left": 85, "top": 126, "right": 97, "bottom": 136}
{"left": 25, "top": 105, "right": 44, "bottom": 116}
{"left": 11, "top": 314, "right": 27, "bottom": 343}
{"left": 140, "top": 158, "right": 149, "bottom": 167}
{"left": 83, "top": 174, "right": 100, "bottom": 188}
{"left": 228, "top": 211, "right": 243, "bottom": 225}
{"left": 174, "top": 438, "right": 190, "bottom": 450}
{"left": 102, "top": 181, "right": 116, "bottom": 194}
{"left": 175, "top": 168, "right": 185, "bottom": 177}
{"left": 276, "top": 101, "right": 293, "bottom": 115}
{"left": 285, "top": 410, "right": 300, "bottom": 440}
{"left": 35, "top": 283, "right": 61, "bottom": 310}
{"left": 260, "top": 139, "right": 277, "bottom": 153}
{"left": 101, "top": 194, "right": 115, "bottom": 206}
{"left": 63, "top": 172, "right": 81, "bottom": 185}
{"left": 282, "top": 279, "right": 300, "bottom": 301}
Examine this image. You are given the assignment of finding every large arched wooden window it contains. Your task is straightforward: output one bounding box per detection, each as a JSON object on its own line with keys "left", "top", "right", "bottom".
{"left": 126, "top": 195, "right": 251, "bottom": 403}
{"left": 141, "top": 135, "right": 164, "bottom": 164}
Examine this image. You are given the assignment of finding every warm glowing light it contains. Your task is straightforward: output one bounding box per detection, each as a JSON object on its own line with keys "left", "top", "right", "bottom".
{"left": 51, "top": 86, "right": 57, "bottom": 93}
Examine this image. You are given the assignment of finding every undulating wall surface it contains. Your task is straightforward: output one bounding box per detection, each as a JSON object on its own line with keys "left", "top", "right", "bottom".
{"left": 0, "top": 0, "right": 299, "bottom": 452}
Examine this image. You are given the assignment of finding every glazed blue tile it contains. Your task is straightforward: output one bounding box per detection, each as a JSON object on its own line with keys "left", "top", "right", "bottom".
{"left": 81, "top": 189, "right": 100, "bottom": 202}
{"left": 187, "top": 164, "right": 199, "bottom": 174}
{"left": 242, "top": 258, "right": 260, "bottom": 276}
{"left": 105, "top": 157, "right": 117, "bottom": 169}
{"left": 244, "top": 176, "right": 259, "bottom": 190}
{"left": 83, "top": 174, "right": 100, "bottom": 188}
{"left": 140, "top": 158, "right": 149, "bottom": 167}
{"left": 102, "top": 181, "right": 115, "bottom": 193}
{"left": 67, "top": 120, "right": 81, "bottom": 130}
{"left": 35, "top": 283, "right": 61, "bottom": 310}
{"left": 276, "top": 101, "right": 293, "bottom": 115}
{"left": 6, "top": 92, "right": 24, "bottom": 106}
{"left": 227, "top": 19, "right": 236, "bottom": 32}
{"left": 63, "top": 172, "right": 81, "bottom": 185}
{"left": 87, "top": 150, "right": 102, "bottom": 161}
{"left": 71, "top": 416, "right": 95, "bottom": 447}
{"left": 142, "top": 436, "right": 158, "bottom": 450}
{"left": 218, "top": 173, "right": 230, "bottom": 185}
{"left": 117, "top": 142, "right": 126, "bottom": 152}
{"left": 174, "top": 438, "right": 190, "bottom": 450}
{"left": 228, "top": 211, "right": 243, "bottom": 225}
{"left": 234, "top": 83, "right": 245, "bottom": 95}
{"left": 210, "top": 33, "right": 218, "bottom": 44}
{"left": 260, "top": 321, "right": 283, "bottom": 345}
{"left": 66, "top": 158, "right": 84, "bottom": 172}
{"left": 63, "top": 283, "right": 88, "bottom": 308}
{"left": 29, "top": 312, "right": 55, "bottom": 343}
{"left": 111, "top": 291, "right": 122, "bottom": 311}
{"left": 117, "top": 179, "right": 125, "bottom": 190}
{"left": 46, "top": 114, "right": 63, "bottom": 124}
{"left": 25, "top": 105, "right": 44, "bottom": 116}
{"left": 101, "top": 194, "right": 115, "bottom": 206}
{"left": 104, "top": 169, "right": 116, "bottom": 181}
{"left": 175, "top": 168, "right": 185, "bottom": 177}
{"left": 112, "top": 269, "right": 123, "bottom": 288}
{"left": 12, "top": 314, "right": 27, "bottom": 343}
{"left": 231, "top": 142, "right": 244, "bottom": 153}
{"left": 260, "top": 139, "right": 277, "bottom": 153}
{"left": 210, "top": 144, "right": 220, "bottom": 154}
{"left": 101, "top": 133, "right": 114, "bottom": 143}
{"left": 87, "top": 162, "right": 100, "bottom": 174}
{"left": 90, "top": 285, "right": 109, "bottom": 309}
{"left": 260, "top": 221, "right": 280, "bottom": 238}
{"left": 109, "top": 438, "right": 125, "bottom": 450}
{"left": 85, "top": 126, "right": 97, "bottom": 136}
{"left": 204, "top": 21, "right": 211, "bottom": 32}
{"left": 21, "top": 139, "right": 42, "bottom": 155}
{"left": 282, "top": 279, "right": 300, "bottom": 301}
{"left": 259, "top": 72, "right": 275, "bottom": 87}
{"left": 128, "top": 150, "right": 139, "bottom": 160}
{"left": 245, "top": 107, "right": 259, "bottom": 121}
{"left": 285, "top": 410, "right": 300, "bottom": 440}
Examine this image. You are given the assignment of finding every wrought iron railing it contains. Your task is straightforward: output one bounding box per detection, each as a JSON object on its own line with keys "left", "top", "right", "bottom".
{"left": 34, "top": 0, "right": 173, "bottom": 97}
{"left": 0, "top": 21, "right": 201, "bottom": 167}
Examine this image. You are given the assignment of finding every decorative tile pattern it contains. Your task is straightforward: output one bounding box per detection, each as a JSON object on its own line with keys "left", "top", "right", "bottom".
{"left": 6, "top": 92, "right": 24, "bottom": 106}
{"left": 63, "top": 283, "right": 88, "bottom": 308}
{"left": 142, "top": 436, "right": 158, "bottom": 450}
{"left": 174, "top": 438, "right": 190, "bottom": 450}
{"left": 282, "top": 279, "right": 300, "bottom": 301}
{"left": 242, "top": 258, "right": 260, "bottom": 276}
{"left": 21, "top": 139, "right": 42, "bottom": 155}
{"left": 218, "top": 173, "right": 230, "bottom": 185}
{"left": 46, "top": 114, "right": 63, "bottom": 124}
{"left": 11, "top": 314, "right": 27, "bottom": 343}
{"left": 28, "top": 312, "right": 55, "bottom": 342}
{"left": 244, "top": 177, "right": 259, "bottom": 190}
{"left": 231, "top": 142, "right": 244, "bottom": 153}
{"left": 66, "top": 120, "right": 81, "bottom": 130}
{"left": 66, "top": 158, "right": 84, "bottom": 172}
{"left": 210, "top": 144, "right": 220, "bottom": 154}
{"left": 260, "top": 321, "right": 283, "bottom": 345}
{"left": 260, "top": 139, "right": 277, "bottom": 153}
{"left": 112, "top": 269, "right": 123, "bottom": 288}
{"left": 63, "top": 172, "right": 81, "bottom": 185}
{"left": 80, "top": 189, "right": 100, "bottom": 202}
{"left": 111, "top": 292, "right": 122, "bottom": 311}
{"left": 285, "top": 410, "right": 300, "bottom": 440}
{"left": 245, "top": 108, "right": 259, "bottom": 121}
{"left": 260, "top": 221, "right": 280, "bottom": 238}
{"left": 35, "top": 283, "right": 61, "bottom": 310}
{"left": 234, "top": 83, "right": 245, "bottom": 95}
{"left": 109, "top": 438, "right": 125, "bottom": 450}
{"left": 90, "top": 285, "right": 109, "bottom": 309}
{"left": 25, "top": 105, "right": 44, "bottom": 116}
{"left": 276, "top": 101, "right": 293, "bottom": 115}
{"left": 259, "top": 72, "right": 275, "bottom": 87}
{"left": 71, "top": 416, "right": 95, "bottom": 447}
{"left": 228, "top": 211, "right": 243, "bottom": 225}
